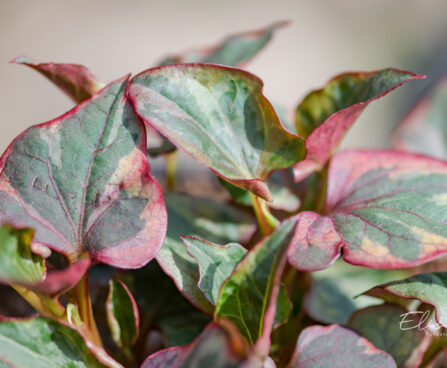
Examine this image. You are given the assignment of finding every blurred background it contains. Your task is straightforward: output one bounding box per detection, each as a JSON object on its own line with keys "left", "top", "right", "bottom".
{"left": 1, "top": 0, "right": 447, "bottom": 167}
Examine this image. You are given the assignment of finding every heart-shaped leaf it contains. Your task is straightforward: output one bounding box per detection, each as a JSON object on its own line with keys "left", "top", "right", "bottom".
{"left": 0, "top": 76, "right": 167, "bottom": 268}
{"left": 11, "top": 56, "right": 103, "bottom": 103}
{"left": 348, "top": 304, "right": 428, "bottom": 367}
{"left": 288, "top": 149, "right": 447, "bottom": 270}
{"left": 141, "top": 323, "right": 246, "bottom": 368}
{"left": 393, "top": 76, "right": 447, "bottom": 159}
{"left": 106, "top": 279, "right": 139, "bottom": 348}
{"left": 129, "top": 64, "right": 305, "bottom": 200}
{"left": 156, "top": 193, "right": 255, "bottom": 314}
{"left": 158, "top": 21, "right": 287, "bottom": 67}
{"left": 293, "top": 69, "right": 424, "bottom": 181}
{"left": 0, "top": 317, "right": 121, "bottom": 368}
{"left": 0, "top": 225, "right": 44, "bottom": 284}
{"left": 289, "top": 324, "right": 396, "bottom": 368}
{"left": 363, "top": 272, "right": 447, "bottom": 328}
{"left": 215, "top": 217, "right": 296, "bottom": 346}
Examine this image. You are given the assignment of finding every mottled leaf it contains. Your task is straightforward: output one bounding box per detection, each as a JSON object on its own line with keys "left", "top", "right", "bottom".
{"left": 11, "top": 56, "right": 103, "bottom": 103}
{"left": 215, "top": 218, "right": 297, "bottom": 345}
{"left": 288, "top": 149, "right": 447, "bottom": 270}
{"left": 0, "top": 317, "right": 120, "bottom": 368}
{"left": 293, "top": 69, "right": 423, "bottom": 181}
{"left": 0, "top": 77, "right": 167, "bottom": 268}
{"left": 141, "top": 323, "right": 246, "bottom": 368}
{"left": 364, "top": 272, "right": 447, "bottom": 328}
{"left": 158, "top": 21, "right": 287, "bottom": 67}
{"left": 349, "top": 304, "right": 427, "bottom": 367}
{"left": 129, "top": 64, "right": 305, "bottom": 200}
{"left": 0, "top": 225, "right": 44, "bottom": 284}
{"left": 106, "top": 279, "right": 139, "bottom": 348}
{"left": 393, "top": 76, "right": 447, "bottom": 159}
{"left": 290, "top": 324, "right": 396, "bottom": 368}
{"left": 156, "top": 193, "right": 254, "bottom": 314}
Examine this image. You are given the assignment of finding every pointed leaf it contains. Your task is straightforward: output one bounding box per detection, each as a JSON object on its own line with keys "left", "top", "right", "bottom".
{"left": 288, "top": 149, "right": 447, "bottom": 270}
{"left": 215, "top": 218, "right": 297, "bottom": 345}
{"left": 363, "top": 272, "right": 447, "bottom": 328}
{"left": 348, "top": 304, "right": 427, "bottom": 367}
{"left": 0, "top": 77, "right": 167, "bottom": 268}
{"left": 158, "top": 21, "right": 287, "bottom": 67}
{"left": 393, "top": 76, "right": 447, "bottom": 159}
{"left": 141, "top": 323, "right": 246, "bottom": 368}
{"left": 11, "top": 56, "right": 103, "bottom": 103}
{"left": 129, "top": 64, "right": 305, "bottom": 200}
{"left": 290, "top": 324, "right": 396, "bottom": 368}
{"left": 0, "top": 317, "right": 120, "bottom": 368}
{"left": 293, "top": 69, "right": 424, "bottom": 181}
{"left": 106, "top": 279, "right": 139, "bottom": 348}
{"left": 156, "top": 193, "right": 255, "bottom": 314}
{"left": 0, "top": 225, "right": 44, "bottom": 284}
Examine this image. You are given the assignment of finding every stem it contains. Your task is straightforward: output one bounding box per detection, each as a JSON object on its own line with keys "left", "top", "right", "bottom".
{"left": 250, "top": 193, "right": 279, "bottom": 236}
{"left": 313, "top": 163, "right": 329, "bottom": 213}
{"left": 11, "top": 284, "right": 51, "bottom": 316}
{"left": 71, "top": 273, "right": 103, "bottom": 347}
{"left": 165, "top": 151, "right": 178, "bottom": 191}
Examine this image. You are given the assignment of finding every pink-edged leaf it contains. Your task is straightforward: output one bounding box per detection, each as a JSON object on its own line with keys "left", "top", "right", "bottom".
{"left": 288, "top": 149, "right": 447, "bottom": 270}
{"left": 129, "top": 64, "right": 305, "bottom": 201}
{"left": 11, "top": 56, "right": 103, "bottom": 103}
{"left": 106, "top": 279, "right": 139, "bottom": 348}
{"left": 293, "top": 69, "right": 424, "bottom": 182}
{"left": 363, "top": 272, "right": 447, "bottom": 329}
{"left": 141, "top": 322, "right": 246, "bottom": 368}
{"left": 289, "top": 324, "right": 396, "bottom": 368}
{"left": 158, "top": 21, "right": 288, "bottom": 67}
{"left": 393, "top": 76, "right": 447, "bottom": 159}
{"left": 0, "top": 76, "right": 167, "bottom": 268}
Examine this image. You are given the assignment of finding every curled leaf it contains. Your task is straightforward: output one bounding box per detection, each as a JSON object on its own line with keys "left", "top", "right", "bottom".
{"left": 129, "top": 64, "right": 305, "bottom": 200}
{"left": 0, "top": 76, "right": 167, "bottom": 268}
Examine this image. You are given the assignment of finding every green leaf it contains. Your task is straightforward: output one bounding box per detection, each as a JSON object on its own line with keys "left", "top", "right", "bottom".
{"left": 0, "top": 317, "right": 119, "bottom": 368}
{"left": 349, "top": 304, "right": 427, "bottom": 367}
{"left": 158, "top": 21, "right": 287, "bottom": 67}
{"left": 293, "top": 69, "right": 423, "bottom": 181}
{"left": 215, "top": 217, "right": 296, "bottom": 345}
{"left": 288, "top": 149, "right": 447, "bottom": 270}
{"left": 363, "top": 272, "right": 447, "bottom": 328}
{"left": 290, "top": 324, "right": 396, "bottom": 368}
{"left": 393, "top": 76, "right": 447, "bottom": 159}
{"left": 106, "top": 279, "right": 139, "bottom": 348}
{"left": 0, "top": 77, "right": 167, "bottom": 268}
{"left": 0, "top": 225, "right": 44, "bottom": 284}
{"left": 129, "top": 64, "right": 305, "bottom": 200}
{"left": 141, "top": 323, "right": 246, "bottom": 368}
{"left": 11, "top": 56, "right": 103, "bottom": 103}
{"left": 156, "top": 193, "right": 254, "bottom": 314}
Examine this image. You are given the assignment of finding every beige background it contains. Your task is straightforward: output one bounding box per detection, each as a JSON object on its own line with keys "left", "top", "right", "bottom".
{"left": 1, "top": 0, "right": 446, "bottom": 168}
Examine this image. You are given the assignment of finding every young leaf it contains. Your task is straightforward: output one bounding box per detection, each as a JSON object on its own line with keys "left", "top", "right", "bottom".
{"left": 348, "top": 304, "right": 427, "bottom": 367}
{"left": 293, "top": 69, "right": 424, "bottom": 181}
{"left": 0, "top": 76, "right": 167, "bottom": 268}
{"left": 0, "top": 317, "right": 120, "bottom": 368}
{"left": 215, "top": 217, "right": 296, "bottom": 345}
{"left": 141, "top": 323, "right": 246, "bottom": 368}
{"left": 156, "top": 193, "right": 255, "bottom": 314}
{"left": 0, "top": 225, "right": 44, "bottom": 284}
{"left": 289, "top": 324, "right": 396, "bottom": 368}
{"left": 363, "top": 272, "right": 447, "bottom": 328}
{"left": 11, "top": 56, "right": 103, "bottom": 103}
{"left": 288, "top": 149, "right": 447, "bottom": 270}
{"left": 393, "top": 76, "right": 447, "bottom": 159}
{"left": 106, "top": 279, "right": 139, "bottom": 348}
{"left": 129, "top": 64, "right": 305, "bottom": 200}
{"left": 158, "top": 21, "right": 287, "bottom": 67}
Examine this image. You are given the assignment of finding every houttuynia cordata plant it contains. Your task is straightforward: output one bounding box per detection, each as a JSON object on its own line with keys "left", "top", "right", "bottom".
{"left": 0, "top": 21, "right": 446, "bottom": 368}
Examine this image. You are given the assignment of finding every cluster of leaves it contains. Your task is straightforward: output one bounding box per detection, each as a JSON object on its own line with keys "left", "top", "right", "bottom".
{"left": 1, "top": 21, "right": 447, "bottom": 367}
